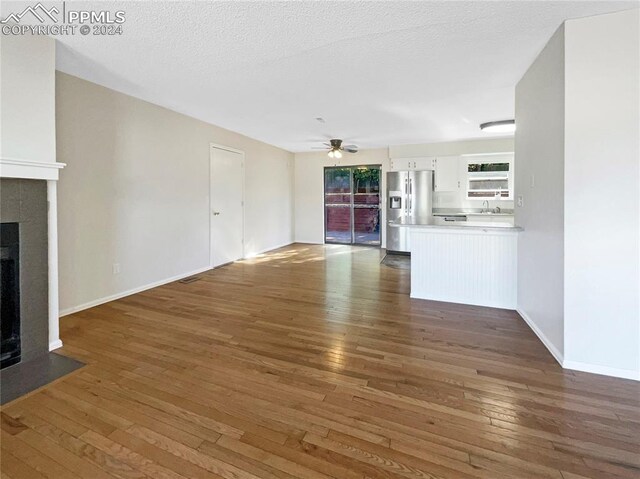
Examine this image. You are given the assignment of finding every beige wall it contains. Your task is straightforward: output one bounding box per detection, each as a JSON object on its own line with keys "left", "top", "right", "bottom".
{"left": 294, "top": 149, "right": 389, "bottom": 246}
{"left": 0, "top": 35, "right": 56, "bottom": 163}
{"left": 57, "top": 72, "right": 294, "bottom": 314}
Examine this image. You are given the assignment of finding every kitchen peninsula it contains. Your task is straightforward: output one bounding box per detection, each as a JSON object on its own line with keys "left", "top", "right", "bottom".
{"left": 390, "top": 218, "right": 522, "bottom": 309}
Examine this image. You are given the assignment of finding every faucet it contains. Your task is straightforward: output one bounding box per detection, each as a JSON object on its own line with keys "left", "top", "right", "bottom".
{"left": 482, "top": 200, "right": 489, "bottom": 213}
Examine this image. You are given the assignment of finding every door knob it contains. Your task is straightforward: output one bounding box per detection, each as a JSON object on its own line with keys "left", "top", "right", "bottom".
{"left": 212, "top": 211, "right": 220, "bottom": 216}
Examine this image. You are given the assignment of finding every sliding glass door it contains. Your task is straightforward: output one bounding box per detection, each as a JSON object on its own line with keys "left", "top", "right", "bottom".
{"left": 353, "top": 167, "right": 381, "bottom": 245}
{"left": 324, "top": 167, "right": 352, "bottom": 244}
{"left": 324, "top": 165, "right": 381, "bottom": 246}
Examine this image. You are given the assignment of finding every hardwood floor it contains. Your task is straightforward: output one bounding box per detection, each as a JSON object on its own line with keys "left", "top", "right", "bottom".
{"left": 2, "top": 243, "right": 639, "bottom": 479}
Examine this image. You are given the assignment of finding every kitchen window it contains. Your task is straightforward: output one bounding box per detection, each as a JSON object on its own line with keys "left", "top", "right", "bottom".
{"left": 467, "top": 161, "right": 511, "bottom": 199}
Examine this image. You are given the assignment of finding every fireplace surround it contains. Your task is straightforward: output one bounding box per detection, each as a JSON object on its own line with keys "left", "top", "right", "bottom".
{"left": 0, "top": 179, "right": 49, "bottom": 365}
{"left": 0, "top": 222, "right": 21, "bottom": 368}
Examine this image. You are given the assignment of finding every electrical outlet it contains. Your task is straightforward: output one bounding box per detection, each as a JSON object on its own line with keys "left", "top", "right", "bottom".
{"left": 530, "top": 174, "right": 535, "bottom": 188}
{"left": 517, "top": 195, "right": 524, "bottom": 208}
{"left": 112, "top": 263, "right": 121, "bottom": 275}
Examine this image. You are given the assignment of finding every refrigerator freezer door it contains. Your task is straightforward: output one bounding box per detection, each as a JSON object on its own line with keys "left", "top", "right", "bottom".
{"left": 387, "top": 222, "right": 411, "bottom": 253}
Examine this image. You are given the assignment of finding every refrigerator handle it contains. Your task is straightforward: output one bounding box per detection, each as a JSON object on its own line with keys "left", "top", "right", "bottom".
{"left": 409, "top": 178, "right": 412, "bottom": 215}
{"left": 404, "top": 178, "right": 408, "bottom": 215}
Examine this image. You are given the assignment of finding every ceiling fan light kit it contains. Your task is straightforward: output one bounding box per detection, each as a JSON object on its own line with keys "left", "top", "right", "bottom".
{"left": 320, "top": 138, "right": 358, "bottom": 158}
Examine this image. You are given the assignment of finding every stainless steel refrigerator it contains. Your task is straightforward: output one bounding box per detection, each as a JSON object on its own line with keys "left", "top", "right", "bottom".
{"left": 386, "top": 170, "right": 434, "bottom": 253}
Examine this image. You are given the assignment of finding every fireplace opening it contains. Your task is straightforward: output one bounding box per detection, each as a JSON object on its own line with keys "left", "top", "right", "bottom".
{"left": 1, "top": 222, "right": 21, "bottom": 369}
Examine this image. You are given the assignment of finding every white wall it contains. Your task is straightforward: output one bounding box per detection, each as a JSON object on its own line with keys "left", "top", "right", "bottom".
{"left": 514, "top": 25, "right": 566, "bottom": 362}
{"left": 564, "top": 9, "right": 640, "bottom": 378}
{"left": 295, "top": 138, "right": 517, "bottom": 247}
{"left": 433, "top": 154, "right": 515, "bottom": 211}
{"left": 57, "top": 72, "right": 294, "bottom": 314}
{"left": 389, "top": 138, "right": 514, "bottom": 158}
{"left": 391, "top": 138, "right": 515, "bottom": 211}
{"left": 0, "top": 35, "right": 56, "bottom": 163}
{"left": 515, "top": 9, "right": 640, "bottom": 380}
{"left": 294, "top": 149, "right": 389, "bottom": 245}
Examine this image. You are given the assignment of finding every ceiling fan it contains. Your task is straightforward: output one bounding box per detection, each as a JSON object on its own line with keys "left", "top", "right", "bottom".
{"left": 312, "top": 139, "right": 358, "bottom": 158}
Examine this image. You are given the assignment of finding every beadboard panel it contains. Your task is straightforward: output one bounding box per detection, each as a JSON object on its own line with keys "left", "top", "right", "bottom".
{"left": 410, "top": 228, "right": 518, "bottom": 309}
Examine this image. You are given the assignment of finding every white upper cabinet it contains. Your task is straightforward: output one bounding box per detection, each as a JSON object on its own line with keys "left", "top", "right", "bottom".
{"left": 434, "top": 156, "right": 461, "bottom": 191}
{"left": 389, "top": 157, "right": 436, "bottom": 171}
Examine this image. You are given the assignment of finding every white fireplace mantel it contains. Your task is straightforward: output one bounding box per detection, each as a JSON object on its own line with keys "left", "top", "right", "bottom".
{"left": 1, "top": 156, "right": 66, "bottom": 352}
{"left": 0, "top": 157, "right": 66, "bottom": 181}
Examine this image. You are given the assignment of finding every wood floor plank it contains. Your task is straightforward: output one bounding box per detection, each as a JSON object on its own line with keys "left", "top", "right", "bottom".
{"left": 107, "top": 429, "right": 222, "bottom": 479}
{"left": 79, "top": 430, "right": 188, "bottom": 479}
{"left": 0, "top": 430, "right": 81, "bottom": 479}
{"left": 0, "top": 449, "right": 48, "bottom": 479}
{"left": 2, "top": 244, "right": 638, "bottom": 479}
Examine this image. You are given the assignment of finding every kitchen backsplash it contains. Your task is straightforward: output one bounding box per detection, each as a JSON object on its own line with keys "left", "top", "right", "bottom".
{"left": 433, "top": 207, "right": 515, "bottom": 215}
{"left": 433, "top": 191, "right": 514, "bottom": 211}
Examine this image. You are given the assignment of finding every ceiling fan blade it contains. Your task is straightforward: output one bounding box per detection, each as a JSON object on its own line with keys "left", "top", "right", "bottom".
{"left": 311, "top": 146, "right": 329, "bottom": 149}
{"left": 344, "top": 145, "right": 359, "bottom": 153}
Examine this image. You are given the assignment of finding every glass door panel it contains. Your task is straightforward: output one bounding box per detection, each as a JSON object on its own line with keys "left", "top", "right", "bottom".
{"left": 353, "top": 167, "right": 380, "bottom": 245}
{"left": 324, "top": 168, "right": 352, "bottom": 244}
{"left": 324, "top": 166, "right": 381, "bottom": 246}
{"left": 353, "top": 207, "right": 380, "bottom": 244}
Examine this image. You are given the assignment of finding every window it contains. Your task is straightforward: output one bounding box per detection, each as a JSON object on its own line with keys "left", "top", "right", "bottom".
{"left": 466, "top": 160, "right": 512, "bottom": 200}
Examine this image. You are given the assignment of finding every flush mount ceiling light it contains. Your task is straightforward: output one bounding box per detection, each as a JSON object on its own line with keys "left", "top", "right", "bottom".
{"left": 480, "top": 119, "right": 516, "bottom": 133}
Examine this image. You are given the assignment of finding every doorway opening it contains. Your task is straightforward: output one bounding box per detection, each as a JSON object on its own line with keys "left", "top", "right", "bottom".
{"left": 324, "top": 165, "right": 381, "bottom": 246}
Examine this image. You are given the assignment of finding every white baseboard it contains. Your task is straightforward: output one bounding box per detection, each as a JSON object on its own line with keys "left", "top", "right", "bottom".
{"left": 49, "top": 339, "right": 63, "bottom": 351}
{"left": 292, "top": 239, "right": 323, "bottom": 245}
{"left": 59, "top": 265, "right": 212, "bottom": 317}
{"left": 413, "top": 292, "right": 516, "bottom": 310}
{"left": 517, "top": 309, "right": 639, "bottom": 381}
{"left": 563, "top": 360, "right": 640, "bottom": 381}
{"left": 516, "top": 308, "right": 564, "bottom": 365}
{"left": 243, "top": 241, "right": 294, "bottom": 258}
{"left": 60, "top": 243, "right": 296, "bottom": 317}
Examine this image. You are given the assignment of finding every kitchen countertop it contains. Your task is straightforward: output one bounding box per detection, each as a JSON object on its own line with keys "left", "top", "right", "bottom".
{"left": 389, "top": 217, "right": 522, "bottom": 232}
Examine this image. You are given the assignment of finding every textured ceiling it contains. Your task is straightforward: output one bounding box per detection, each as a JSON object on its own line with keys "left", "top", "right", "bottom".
{"left": 5, "top": 1, "right": 637, "bottom": 151}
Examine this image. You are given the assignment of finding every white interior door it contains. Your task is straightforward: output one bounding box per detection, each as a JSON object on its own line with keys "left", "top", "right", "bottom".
{"left": 210, "top": 145, "right": 244, "bottom": 268}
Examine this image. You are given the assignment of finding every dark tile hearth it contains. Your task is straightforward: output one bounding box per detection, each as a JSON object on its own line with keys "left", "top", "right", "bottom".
{"left": 0, "top": 352, "right": 84, "bottom": 405}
